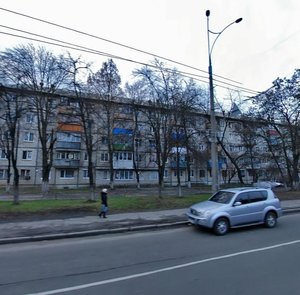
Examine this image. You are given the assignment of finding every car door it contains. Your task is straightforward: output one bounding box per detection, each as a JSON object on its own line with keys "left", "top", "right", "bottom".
{"left": 247, "top": 191, "right": 268, "bottom": 222}
{"left": 228, "top": 192, "right": 250, "bottom": 226}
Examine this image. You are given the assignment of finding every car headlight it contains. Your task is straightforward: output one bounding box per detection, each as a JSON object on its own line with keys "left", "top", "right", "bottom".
{"left": 195, "top": 210, "right": 211, "bottom": 218}
{"left": 201, "top": 210, "right": 211, "bottom": 218}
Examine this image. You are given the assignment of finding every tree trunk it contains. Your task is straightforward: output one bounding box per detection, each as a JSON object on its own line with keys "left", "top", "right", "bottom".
{"left": 158, "top": 184, "right": 162, "bottom": 198}
{"left": 13, "top": 173, "right": 19, "bottom": 205}
{"left": 89, "top": 184, "right": 96, "bottom": 201}
{"left": 177, "top": 185, "right": 182, "bottom": 197}
{"left": 42, "top": 180, "right": 49, "bottom": 197}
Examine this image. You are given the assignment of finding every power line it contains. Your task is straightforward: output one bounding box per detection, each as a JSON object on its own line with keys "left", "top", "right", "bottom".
{"left": 0, "top": 6, "right": 245, "bottom": 86}
{"left": 1, "top": 23, "right": 248, "bottom": 89}
{"left": 0, "top": 27, "right": 259, "bottom": 95}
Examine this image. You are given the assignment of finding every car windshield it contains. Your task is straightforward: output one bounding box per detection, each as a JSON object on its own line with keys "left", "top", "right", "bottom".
{"left": 210, "top": 191, "right": 235, "bottom": 204}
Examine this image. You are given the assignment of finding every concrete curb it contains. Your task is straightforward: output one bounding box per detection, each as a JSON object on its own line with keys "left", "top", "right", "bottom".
{"left": 282, "top": 207, "right": 300, "bottom": 214}
{"left": 0, "top": 221, "right": 188, "bottom": 245}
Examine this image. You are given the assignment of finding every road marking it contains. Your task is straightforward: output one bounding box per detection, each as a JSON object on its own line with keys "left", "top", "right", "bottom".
{"left": 24, "top": 239, "right": 300, "bottom": 295}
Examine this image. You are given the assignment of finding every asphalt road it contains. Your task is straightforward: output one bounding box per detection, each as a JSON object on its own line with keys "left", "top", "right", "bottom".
{"left": 1, "top": 214, "right": 300, "bottom": 295}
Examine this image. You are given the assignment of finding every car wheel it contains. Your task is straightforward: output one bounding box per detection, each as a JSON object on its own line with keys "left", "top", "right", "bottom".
{"left": 264, "top": 211, "right": 277, "bottom": 228}
{"left": 213, "top": 218, "right": 229, "bottom": 235}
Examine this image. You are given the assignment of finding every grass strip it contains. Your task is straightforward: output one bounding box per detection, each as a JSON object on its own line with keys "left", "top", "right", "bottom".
{"left": 0, "top": 195, "right": 209, "bottom": 215}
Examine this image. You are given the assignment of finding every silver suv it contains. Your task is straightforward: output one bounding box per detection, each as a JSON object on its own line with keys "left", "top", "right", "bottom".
{"left": 186, "top": 187, "right": 282, "bottom": 235}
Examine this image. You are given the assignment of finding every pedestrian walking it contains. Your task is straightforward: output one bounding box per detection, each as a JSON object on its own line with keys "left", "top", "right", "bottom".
{"left": 99, "top": 188, "right": 108, "bottom": 218}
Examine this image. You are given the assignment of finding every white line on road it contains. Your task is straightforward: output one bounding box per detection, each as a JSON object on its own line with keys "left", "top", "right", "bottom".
{"left": 24, "top": 239, "right": 300, "bottom": 295}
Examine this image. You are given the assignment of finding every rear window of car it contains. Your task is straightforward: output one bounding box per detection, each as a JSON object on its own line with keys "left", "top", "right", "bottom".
{"left": 248, "top": 191, "right": 268, "bottom": 203}
{"left": 210, "top": 191, "right": 235, "bottom": 204}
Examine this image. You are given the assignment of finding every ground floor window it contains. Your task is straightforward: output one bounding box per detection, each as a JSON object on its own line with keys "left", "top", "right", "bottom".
{"left": 199, "top": 169, "right": 205, "bottom": 178}
{"left": 0, "top": 169, "right": 8, "bottom": 179}
{"left": 60, "top": 169, "right": 75, "bottom": 178}
{"left": 102, "top": 170, "right": 109, "bottom": 180}
{"left": 115, "top": 170, "right": 133, "bottom": 180}
{"left": 0, "top": 150, "right": 7, "bottom": 159}
{"left": 174, "top": 170, "right": 184, "bottom": 177}
{"left": 149, "top": 171, "right": 158, "bottom": 180}
{"left": 20, "top": 169, "right": 31, "bottom": 180}
{"left": 101, "top": 153, "right": 109, "bottom": 162}
{"left": 83, "top": 169, "right": 89, "bottom": 178}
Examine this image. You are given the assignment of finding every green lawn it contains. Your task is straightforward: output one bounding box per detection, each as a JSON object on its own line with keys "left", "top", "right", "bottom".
{"left": 0, "top": 195, "right": 209, "bottom": 215}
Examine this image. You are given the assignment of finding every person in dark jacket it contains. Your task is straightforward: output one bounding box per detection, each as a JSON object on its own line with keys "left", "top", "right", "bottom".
{"left": 99, "top": 188, "right": 108, "bottom": 218}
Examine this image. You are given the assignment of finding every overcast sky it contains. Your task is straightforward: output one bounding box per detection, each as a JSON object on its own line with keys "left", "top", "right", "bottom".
{"left": 1, "top": 0, "right": 300, "bottom": 99}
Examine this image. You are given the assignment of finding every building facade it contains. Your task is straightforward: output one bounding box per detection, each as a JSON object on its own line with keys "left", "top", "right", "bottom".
{"left": 0, "top": 88, "right": 273, "bottom": 189}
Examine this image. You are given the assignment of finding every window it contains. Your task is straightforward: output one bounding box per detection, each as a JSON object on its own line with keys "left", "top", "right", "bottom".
{"left": 83, "top": 169, "right": 89, "bottom": 178}
{"left": 114, "top": 152, "right": 132, "bottom": 161}
{"left": 211, "top": 191, "right": 234, "bottom": 204}
{"left": 199, "top": 170, "right": 205, "bottom": 178}
{"left": 174, "top": 170, "right": 183, "bottom": 177}
{"left": 164, "top": 170, "right": 168, "bottom": 178}
{"left": 137, "top": 154, "right": 143, "bottom": 162}
{"left": 26, "top": 113, "right": 34, "bottom": 123}
{"left": 0, "top": 150, "right": 7, "bottom": 159}
{"left": 22, "top": 150, "right": 32, "bottom": 160}
{"left": 20, "top": 169, "right": 31, "bottom": 180}
{"left": 56, "top": 152, "right": 80, "bottom": 160}
{"left": 0, "top": 169, "right": 8, "bottom": 179}
{"left": 115, "top": 170, "right": 133, "bottom": 180}
{"left": 101, "top": 153, "right": 109, "bottom": 161}
{"left": 60, "top": 169, "right": 75, "bottom": 178}
{"left": 57, "top": 132, "right": 81, "bottom": 142}
{"left": 101, "top": 136, "right": 108, "bottom": 144}
{"left": 135, "top": 139, "right": 142, "bottom": 147}
{"left": 103, "top": 170, "right": 109, "bottom": 179}
{"left": 248, "top": 191, "right": 268, "bottom": 203}
{"left": 149, "top": 154, "right": 156, "bottom": 162}
{"left": 24, "top": 132, "right": 34, "bottom": 142}
{"left": 235, "top": 193, "right": 250, "bottom": 205}
{"left": 84, "top": 152, "right": 88, "bottom": 161}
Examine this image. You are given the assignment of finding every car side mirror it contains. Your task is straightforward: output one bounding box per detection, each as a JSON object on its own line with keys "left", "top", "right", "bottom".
{"left": 234, "top": 201, "right": 242, "bottom": 207}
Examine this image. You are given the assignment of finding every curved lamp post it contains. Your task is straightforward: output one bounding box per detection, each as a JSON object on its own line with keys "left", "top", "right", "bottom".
{"left": 206, "top": 10, "right": 242, "bottom": 192}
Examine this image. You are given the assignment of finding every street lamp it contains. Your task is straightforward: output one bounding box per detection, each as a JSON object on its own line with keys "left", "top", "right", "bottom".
{"left": 206, "top": 10, "right": 242, "bottom": 192}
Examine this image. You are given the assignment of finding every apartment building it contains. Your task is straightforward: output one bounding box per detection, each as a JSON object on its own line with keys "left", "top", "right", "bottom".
{"left": 0, "top": 88, "right": 267, "bottom": 188}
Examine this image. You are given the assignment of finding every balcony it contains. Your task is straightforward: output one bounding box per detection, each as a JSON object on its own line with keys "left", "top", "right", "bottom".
{"left": 170, "top": 161, "right": 187, "bottom": 169}
{"left": 53, "top": 159, "right": 80, "bottom": 168}
{"left": 113, "top": 160, "right": 133, "bottom": 169}
{"left": 113, "top": 143, "right": 133, "bottom": 151}
{"left": 56, "top": 141, "right": 81, "bottom": 150}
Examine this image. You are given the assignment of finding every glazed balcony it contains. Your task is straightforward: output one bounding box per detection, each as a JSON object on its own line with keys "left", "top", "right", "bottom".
{"left": 53, "top": 159, "right": 80, "bottom": 168}
{"left": 56, "top": 141, "right": 81, "bottom": 150}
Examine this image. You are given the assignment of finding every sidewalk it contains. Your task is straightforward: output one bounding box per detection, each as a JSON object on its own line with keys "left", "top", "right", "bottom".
{"left": 1, "top": 200, "right": 300, "bottom": 245}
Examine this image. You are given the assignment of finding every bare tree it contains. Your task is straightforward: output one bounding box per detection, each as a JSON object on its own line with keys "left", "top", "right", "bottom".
{"left": 256, "top": 125, "right": 286, "bottom": 185}
{"left": 88, "top": 59, "right": 123, "bottom": 189}
{"left": 252, "top": 72, "right": 300, "bottom": 189}
{"left": 171, "top": 79, "right": 207, "bottom": 192}
{"left": 0, "top": 86, "right": 26, "bottom": 204}
{"left": 124, "top": 80, "right": 148, "bottom": 189}
{"left": 134, "top": 60, "right": 179, "bottom": 198}
{"left": 234, "top": 118, "right": 261, "bottom": 183}
{"left": 67, "top": 56, "right": 98, "bottom": 201}
{"left": 0, "top": 44, "right": 72, "bottom": 196}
